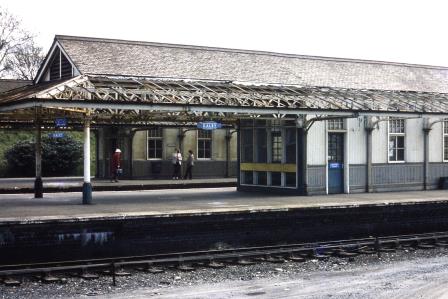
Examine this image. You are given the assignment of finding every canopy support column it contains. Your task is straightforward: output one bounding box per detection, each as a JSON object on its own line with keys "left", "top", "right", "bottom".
{"left": 34, "top": 118, "right": 43, "bottom": 198}
{"left": 225, "top": 129, "right": 231, "bottom": 178}
{"left": 423, "top": 118, "right": 431, "bottom": 190}
{"left": 82, "top": 115, "right": 92, "bottom": 204}
{"left": 365, "top": 117, "right": 374, "bottom": 193}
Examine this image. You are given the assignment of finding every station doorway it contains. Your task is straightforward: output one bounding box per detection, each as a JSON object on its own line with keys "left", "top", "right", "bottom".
{"left": 328, "top": 132, "right": 344, "bottom": 194}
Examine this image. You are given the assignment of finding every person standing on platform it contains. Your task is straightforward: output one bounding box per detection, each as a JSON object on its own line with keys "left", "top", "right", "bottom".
{"left": 172, "top": 149, "right": 182, "bottom": 179}
{"left": 184, "top": 150, "right": 195, "bottom": 180}
{"left": 111, "top": 148, "right": 122, "bottom": 182}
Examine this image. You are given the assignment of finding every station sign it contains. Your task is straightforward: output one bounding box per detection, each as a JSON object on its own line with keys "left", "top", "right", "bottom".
{"left": 48, "top": 132, "right": 65, "bottom": 138}
{"left": 197, "top": 121, "right": 222, "bottom": 130}
{"left": 55, "top": 118, "right": 67, "bottom": 127}
{"left": 329, "top": 162, "right": 342, "bottom": 169}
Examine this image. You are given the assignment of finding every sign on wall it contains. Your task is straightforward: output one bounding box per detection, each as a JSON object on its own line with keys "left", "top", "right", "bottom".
{"left": 48, "top": 132, "right": 65, "bottom": 138}
{"left": 55, "top": 118, "right": 67, "bottom": 127}
{"left": 197, "top": 121, "right": 222, "bottom": 130}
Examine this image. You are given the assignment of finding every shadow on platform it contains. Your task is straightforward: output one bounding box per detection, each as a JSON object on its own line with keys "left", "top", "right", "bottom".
{"left": 0, "top": 177, "right": 237, "bottom": 194}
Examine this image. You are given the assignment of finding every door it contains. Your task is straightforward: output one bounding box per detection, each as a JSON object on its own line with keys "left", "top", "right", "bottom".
{"left": 328, "top": 133, "right": 344, "bottom": 194}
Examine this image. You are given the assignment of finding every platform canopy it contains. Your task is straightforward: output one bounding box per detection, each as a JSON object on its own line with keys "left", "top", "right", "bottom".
{"left": 2, "top": 35, "right": 448, "bottom": 128}
{"left": 2, "top": 73, "right": 448, "bottom": 129}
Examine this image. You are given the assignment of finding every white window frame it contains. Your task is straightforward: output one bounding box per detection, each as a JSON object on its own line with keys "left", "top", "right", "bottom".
{"left": 146, "top": 128, "right": 163, "bottom": 160}
{"left": 443, "top": 120, "right": 448, "bottom": 162}
{"left": 197, "top": 130, "right": 212, "bottom": 160}
{"left": 388, "top": 118, "right": 405, "bottom": 163}
{"left": 327, "top": 118, "right": 345, "bottom": 131}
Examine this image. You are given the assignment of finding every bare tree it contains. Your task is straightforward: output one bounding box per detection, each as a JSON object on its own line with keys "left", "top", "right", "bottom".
{"left": 5, "top": 40, "right": 44, "bottom": 80}
{"left": 0, "top": 6, "right": 43, "bottom": 79}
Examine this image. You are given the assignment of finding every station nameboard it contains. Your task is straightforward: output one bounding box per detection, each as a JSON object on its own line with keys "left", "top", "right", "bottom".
{"left": 197, "top": 121, "right": 222, "bottom": 130}
{"left": 329, "top": 162, "right": 342, "bottom": 169}
{"left": 48, "top": 132, "right": 65, "bottom": 138}
{"left": 55, "top": 118, "right": 67, "bottom": 127}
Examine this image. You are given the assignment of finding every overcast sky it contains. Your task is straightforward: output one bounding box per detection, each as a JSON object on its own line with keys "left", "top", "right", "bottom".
{"left": 2, "top": 0, "right": 448, "bottom": 66}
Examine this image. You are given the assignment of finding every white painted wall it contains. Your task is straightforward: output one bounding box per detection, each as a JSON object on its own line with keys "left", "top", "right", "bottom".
{"left": 164, "top": 128, "right": 179, "bottom": 160}
{"left": 429, "top": 117, "right": 444, "bottom": 162}
{"left": 372, "top": 120, "right": 388, "bottom": 164}
{"left": 307, "top": 119, "right": 326, "bottom": 165}
{"left": 347, "top": 117, "right": 366, "bottom": 164}
{"left": 406, "top": 118, "right": 424, "bottom": 163}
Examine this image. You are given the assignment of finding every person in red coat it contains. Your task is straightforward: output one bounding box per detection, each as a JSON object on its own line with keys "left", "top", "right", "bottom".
{"left": 111, "top": 148, "right": 122, "bottom": 182}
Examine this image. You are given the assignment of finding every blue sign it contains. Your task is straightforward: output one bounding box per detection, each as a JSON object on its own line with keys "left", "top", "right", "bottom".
{"left": 55, "top": 118, "right": 67, "bottom": 127}
{"left": 49, "top": 132, "right": 65, "bottom": 138}
{"left": 329, "top": 162, "right": 342, "bottom": 169}
{"left": 197, "top": 121, "right": 222, "bottom": 130}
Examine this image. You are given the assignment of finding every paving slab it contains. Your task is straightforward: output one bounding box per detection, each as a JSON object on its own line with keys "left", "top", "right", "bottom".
{"left": 0, "top": 187, "right": 448, "bottom": 224}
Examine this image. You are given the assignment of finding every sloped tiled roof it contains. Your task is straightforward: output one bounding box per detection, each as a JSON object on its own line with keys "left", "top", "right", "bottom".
{"left": 0, "top": 79, "right": 32, "bottom": 94}
{"left": 55, "top": 35, "right": 448, "bottom": 93}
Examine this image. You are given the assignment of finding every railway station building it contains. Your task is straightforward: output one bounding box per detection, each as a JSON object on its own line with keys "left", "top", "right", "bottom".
{"left": 1, "top": 35, "right": 448, "bottom": 202}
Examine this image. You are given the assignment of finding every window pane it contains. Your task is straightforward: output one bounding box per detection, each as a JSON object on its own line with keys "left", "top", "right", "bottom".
{"left": 328, "top": 118, "right": 344, "bottom": 130}
{"left": 242, "top": 171, "right": 253, "bottom": 184}
{"left": 257, "top": 171, "right": 267, "bottom": 185}
{"left": 397, "top": 136, "right": 404, "bottom": 148}
{"left": 397, "top": 148, "right": 404, "bottom": 161}
{"left": 256, "top": 128, "right": 267, "bottom": 163}
{"left": 285, "top": 128, "right": 296, "bottom": 163}
{"left": 389, "top": 137, "right": 395, "bottom": 150}
{"left": 198, "top": 139, "right": 211, "bottom": 159}
{"left": 271, "top": 172, "right": 281, "bottom": 186}
{"left": 389, "top": 118, "right": 405, "bottom": 134}
{"left": 148, "top": 139, "right": 163, "bottom": 159}
{"left": 241, "top": 129, "right": 253, "bottom": 163}
{"left": 285, "top": 172, "right": 296, "bottom": 187}
{"left": 445, "top": 136, "right": 448, "bottom": 160}
{"left": 272, "top": 130, "right": 282, "bottom": 163}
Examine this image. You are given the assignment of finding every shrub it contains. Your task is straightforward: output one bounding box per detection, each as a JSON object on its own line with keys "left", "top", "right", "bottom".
{"left": 4, "top": 135, "right": 82, "bottom": 177}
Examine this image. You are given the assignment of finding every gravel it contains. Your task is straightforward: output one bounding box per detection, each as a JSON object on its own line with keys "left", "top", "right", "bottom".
{"left": 1, "top": 247, "right": 447, "bottom": 298}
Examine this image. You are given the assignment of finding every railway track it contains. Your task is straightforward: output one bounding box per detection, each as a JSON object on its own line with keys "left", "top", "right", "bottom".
{"left": 1, "top": 231, "right": 448, "bottom": 286}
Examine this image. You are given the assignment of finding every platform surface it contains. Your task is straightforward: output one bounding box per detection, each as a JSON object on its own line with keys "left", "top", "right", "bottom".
{"left": 0, "top": 177, "right": 236, "bottom": 193}
{"left": 1, "top": 188, "right": 448, "bottom": 224}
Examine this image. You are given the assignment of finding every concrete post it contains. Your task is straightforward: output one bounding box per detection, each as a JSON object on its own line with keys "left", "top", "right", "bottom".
{"left": 82, "top": 116, "right": 92, "bottom": 204}
{"left": 34, "top": 119, "right": 43, "bottom": 198}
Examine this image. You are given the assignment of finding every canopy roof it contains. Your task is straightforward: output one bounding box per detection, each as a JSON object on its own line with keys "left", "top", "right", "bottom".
{"left": 1, "top": 74, "right": 448, "bottom": 129}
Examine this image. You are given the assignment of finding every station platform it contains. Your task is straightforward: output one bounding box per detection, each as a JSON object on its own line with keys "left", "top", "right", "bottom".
{"left": 0, "top": 177, "right": 236, "bottom": 194}
{"left": 2, "top": 188, "right": 448, "bottom": 265}
{"left": 1, "top": 187, "right": 448, "bottom": 224}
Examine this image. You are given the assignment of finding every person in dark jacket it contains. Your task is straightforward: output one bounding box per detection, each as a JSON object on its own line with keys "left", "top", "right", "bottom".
{"left": 111, "top": 148, "right": 122, "bottom": 182}
{"left": 184, "top": 150, "right": 195, "bottom": 179}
